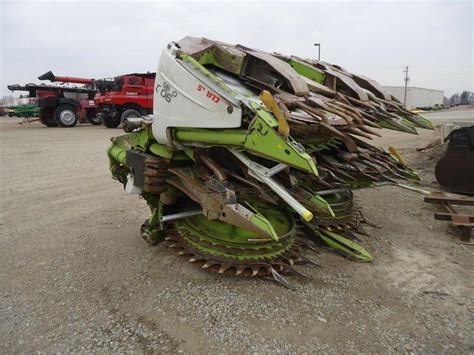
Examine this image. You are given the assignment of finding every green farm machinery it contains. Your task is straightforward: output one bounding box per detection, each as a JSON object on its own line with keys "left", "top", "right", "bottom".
{"left": 107, "top": 37, "right": 432, "bottom": 286}
{"left": 8, "top": 104, "right": 40, "bottom": 118}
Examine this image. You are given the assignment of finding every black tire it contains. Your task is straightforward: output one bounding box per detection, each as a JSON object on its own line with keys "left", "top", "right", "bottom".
{"left": 86, "top": 110, "right": 102, "bottom": 125}
{"left": 54, "top": 105, "right": 78, "bottom": 127}
{"left": 40, "top": 108, "right": 58, "bottom": 127}
{"left": 102, "top": 113, "right": 121, "bottom": 128}
{"left": 121, "top": 109, "right": 141, "bottom": 120}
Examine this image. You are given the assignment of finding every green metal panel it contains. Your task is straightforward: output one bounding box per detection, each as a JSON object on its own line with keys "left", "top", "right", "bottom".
{"left": 149, "top": 143, "right": 190, "bottom": 160}
{"left": 286, "top": 59, "right": 326, "bottom": 84}
{"left": 244, "top": 113, "right": 318, "bottom": 176}
{"left": 318, "top": 229, "right": 373, "bottom": 262}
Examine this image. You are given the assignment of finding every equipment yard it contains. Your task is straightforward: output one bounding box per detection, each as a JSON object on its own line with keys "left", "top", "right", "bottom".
{"left": 1, "top": 108, "right": 472, "bottom": 353}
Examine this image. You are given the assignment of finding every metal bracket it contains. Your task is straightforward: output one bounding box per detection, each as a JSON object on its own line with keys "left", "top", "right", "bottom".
{"left": 230, "top": 150, "right": 313, "bottom": 221}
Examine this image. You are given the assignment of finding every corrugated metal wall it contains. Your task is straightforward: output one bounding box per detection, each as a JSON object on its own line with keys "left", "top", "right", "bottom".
{"left": 383, "top": 86, "right": 444, "bottom": 109}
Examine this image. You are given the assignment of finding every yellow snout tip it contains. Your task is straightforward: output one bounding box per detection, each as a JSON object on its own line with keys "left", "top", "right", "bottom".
{"left": 388, "top": 146, "right": 406, "bottom": 166}
{"left": 302, "top": 210, "right": 314, "bottom": 222}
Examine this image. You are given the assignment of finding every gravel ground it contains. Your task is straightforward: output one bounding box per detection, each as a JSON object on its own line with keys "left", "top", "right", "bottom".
{"left": 0, "top": 114, "right": 473, "bottom": 354}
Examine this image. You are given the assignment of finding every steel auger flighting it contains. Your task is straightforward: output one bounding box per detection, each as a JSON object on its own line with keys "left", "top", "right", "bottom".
{"left": 107, "top": 37, "right": 433, "bottom": 287}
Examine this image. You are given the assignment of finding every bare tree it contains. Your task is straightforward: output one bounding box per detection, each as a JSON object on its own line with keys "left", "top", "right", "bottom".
{"left": 0, "top": 95, "right": 15, "bottom": 107}
{"left": 460, "top": 91, "right": 471, "bottom": 105}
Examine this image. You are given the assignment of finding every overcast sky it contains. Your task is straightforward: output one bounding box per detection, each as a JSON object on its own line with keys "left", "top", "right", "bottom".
{"left": 1, "top": 1, "right": 472, "bottom": 97}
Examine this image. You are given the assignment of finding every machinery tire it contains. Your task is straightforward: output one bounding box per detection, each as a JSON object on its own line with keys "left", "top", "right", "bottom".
{"left": 86, "top": 110, "right": 102, "bottom": 125}
{"left": 40, "top": 108, "right": 58, "bottom": 127}
{"left": 121, "top": 109, "right": 141, "bottom": 121}
{"left": 54, "top": 105, "right": 78, "bottom": 127}
{"left": 102, "top": 113, "right": 121, "bottom": 128}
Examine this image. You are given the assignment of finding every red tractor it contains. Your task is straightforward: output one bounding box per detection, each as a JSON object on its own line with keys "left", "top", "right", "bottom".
{"left": 7, "top": 71, "right": 101, "bottom": 127}
{"left": 95, "top": 73, "right": 155, "bottom": 128}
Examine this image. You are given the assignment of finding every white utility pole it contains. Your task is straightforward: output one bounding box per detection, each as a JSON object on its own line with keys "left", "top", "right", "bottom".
{"left": 403, "top": 66, "right": 410, "bottom": 106}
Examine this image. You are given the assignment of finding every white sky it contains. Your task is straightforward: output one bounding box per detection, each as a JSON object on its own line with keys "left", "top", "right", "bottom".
{"left": 1, "top": 0, "right": 473, "bottom": 97}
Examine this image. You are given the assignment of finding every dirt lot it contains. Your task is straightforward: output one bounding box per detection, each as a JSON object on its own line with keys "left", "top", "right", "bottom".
{"left": 1, "top": 112, "right": 473, "bottom": 353}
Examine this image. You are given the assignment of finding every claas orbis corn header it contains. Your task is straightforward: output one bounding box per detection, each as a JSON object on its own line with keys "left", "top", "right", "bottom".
{"left": 107, "top": 37, "right": 433, "bottom": 287}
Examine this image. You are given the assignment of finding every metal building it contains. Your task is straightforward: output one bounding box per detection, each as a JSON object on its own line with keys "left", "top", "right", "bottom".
{"left": 383, "top": 86, "right": 444, "bottom": 109}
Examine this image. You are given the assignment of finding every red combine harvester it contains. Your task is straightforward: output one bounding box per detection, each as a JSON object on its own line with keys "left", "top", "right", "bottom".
{"left": 7, "top": 71, "right": 101, "bottom": 127}
{"left": 95, "top": 73, "right": 155, "bottom": 128}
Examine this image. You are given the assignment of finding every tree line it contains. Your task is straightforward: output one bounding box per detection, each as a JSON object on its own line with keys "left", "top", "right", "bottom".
{"left": 446, "top": 91, "right": 473, "bottom": 106}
